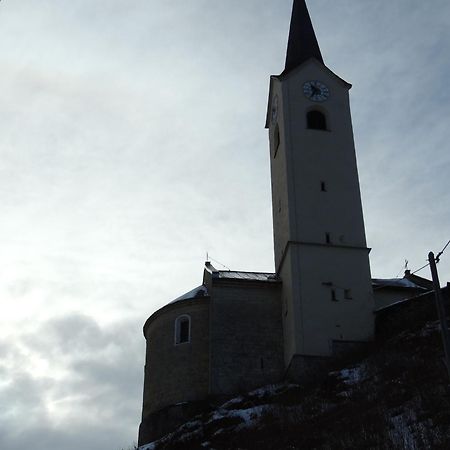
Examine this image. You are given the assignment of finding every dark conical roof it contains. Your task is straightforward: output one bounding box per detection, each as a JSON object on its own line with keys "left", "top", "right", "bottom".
{"left": 285, "top": 0, "right": 323, "bottom": 72}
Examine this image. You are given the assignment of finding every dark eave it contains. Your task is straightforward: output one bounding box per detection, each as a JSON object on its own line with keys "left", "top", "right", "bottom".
{"left": 143, "top": 286, "right": 209, "bottom": 336}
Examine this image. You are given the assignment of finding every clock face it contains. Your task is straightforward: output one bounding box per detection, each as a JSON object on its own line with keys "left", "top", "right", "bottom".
{"left": 303, "top": 80, "right": 330, "bottom": 102}
{"left": 271, "top": 95, "right": 279, "bottom": 123}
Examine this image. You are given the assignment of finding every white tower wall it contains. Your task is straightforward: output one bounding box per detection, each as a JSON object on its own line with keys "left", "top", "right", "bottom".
{"left": 267, "top": 59, "right": 374, "bottom": 366}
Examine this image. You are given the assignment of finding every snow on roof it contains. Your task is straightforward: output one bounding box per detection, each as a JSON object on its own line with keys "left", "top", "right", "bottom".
{"left": 374, "top": 288, "right": 436, "bottom": 313}
{"left": 214, "top": 271, "right": 279, "bottom": 282}
{"left": 372, "top": 278, "right": 426, "bottom": 290}
{"left": 204, "top": 262, "right": 278, "bottom": 282}
{"left": 169, "top": 285, "right": 208, "bottom": 305}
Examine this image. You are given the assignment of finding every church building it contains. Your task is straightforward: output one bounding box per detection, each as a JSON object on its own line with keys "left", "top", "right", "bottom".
{"left": 138, "top": 1, "right": 430, "bottom": 445}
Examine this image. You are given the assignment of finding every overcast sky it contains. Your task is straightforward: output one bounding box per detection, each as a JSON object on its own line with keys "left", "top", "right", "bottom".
{"left": 0, "top": 1, "right": 449, "bottom": 449}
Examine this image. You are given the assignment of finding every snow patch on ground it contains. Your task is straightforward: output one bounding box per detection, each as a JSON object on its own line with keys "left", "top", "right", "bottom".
{"left": 139, "top": 443, "right": 155, "bottom": 450}
{"left": 221, "top": 395, "right": 244, "bottom": 409}
{"left": 138, "top": 385, "right": 293, "bottom": 449}
{"left": 139, "top": 403, "right": 269, "bottom": 449}
{"left": 138, "top": 418, "right": 203, "bottom": 450}
{"left": 209, "top": 405, "right": 268, "bottom": 428}
{"left": 419, "top": 320, "right": 440, "bottom": 337}
{"left": 330, "top": 363, "right": 366, "bottom": 386}
{"left": 248, "top": 383, "right": 288, "bottom": 398}
{"left": 389, "top": 408, "right": 419, "bottom": 450}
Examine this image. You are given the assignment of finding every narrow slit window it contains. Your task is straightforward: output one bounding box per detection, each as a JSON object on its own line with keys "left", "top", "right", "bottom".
{"left": 273, "top": 123, "right": 280, "bottom": 157}
{"left": 326, "top": 232, "right": 331, "bottom": 244}
{"left": 321, "top": 181, "right": 327, "bottom": 192}
{"left": 331, "top": 289, "right": 338, "bottom": 302}
{"left": 307, "top": 110, "right": 327, "bottom": 130}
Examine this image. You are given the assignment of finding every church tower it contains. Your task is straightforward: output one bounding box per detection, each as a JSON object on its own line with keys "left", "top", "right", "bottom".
{"left": 266, "top": 0, "right": 374, "bottom": 375}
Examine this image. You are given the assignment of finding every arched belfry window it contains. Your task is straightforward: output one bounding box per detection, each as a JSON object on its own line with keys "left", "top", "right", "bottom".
{"left": 307, "top": 110, "right": 327, "bottom": 131}
{"left": 175, "top": 315, "right": 191, "bottom": 345}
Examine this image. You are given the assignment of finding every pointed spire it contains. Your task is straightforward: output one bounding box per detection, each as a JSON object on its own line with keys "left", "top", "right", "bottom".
{"left": 285, "top": 0, "right": 323, "bottom": 73}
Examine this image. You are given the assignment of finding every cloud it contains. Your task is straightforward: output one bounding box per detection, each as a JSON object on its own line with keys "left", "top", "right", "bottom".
{"left": 0, "top": 313, "right": 144, "bottom": 450}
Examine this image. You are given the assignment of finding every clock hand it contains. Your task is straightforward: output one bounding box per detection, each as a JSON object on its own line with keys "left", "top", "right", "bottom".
{"left": 311, "top": 86, "right": 320, "bottom": 97}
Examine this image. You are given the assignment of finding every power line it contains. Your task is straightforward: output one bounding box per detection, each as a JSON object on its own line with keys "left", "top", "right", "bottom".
{"left": 411, "top": 262, "right": 430, "bottom": 275}
{"left": 435, "top": 239, "right": 450, "bottom": 263}
{"left": 411, "top": 239, "right": 450, "bottom": 275}
{"left": 373, "top": 241, "right": 448, "bottom": 292}
{"left": 207, "top": 255, "right": 231, "bottom": 271}
{"left": 395, "top": 259, "right": 409, "bottom": 278}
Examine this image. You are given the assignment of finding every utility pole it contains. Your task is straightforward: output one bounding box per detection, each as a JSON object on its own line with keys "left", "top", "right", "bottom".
{"left": 429, "top": 251, "right": 450, "bottom": 380}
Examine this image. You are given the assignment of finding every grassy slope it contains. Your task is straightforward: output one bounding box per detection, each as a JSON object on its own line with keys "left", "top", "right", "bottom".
{"left": 146, "top": 319, "right": 450, "bottom": 450}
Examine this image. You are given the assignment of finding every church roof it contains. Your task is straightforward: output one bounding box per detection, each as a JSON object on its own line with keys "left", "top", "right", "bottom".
{"left": 214, "top": 271, "right": 279, "bottom": 282}
{"left": 284, "top": 0, "right": 323, "bottom": 74}
{"left": 372, "top": 278, "right": 428, "bottom": 290}
{"left": 143, "top": 285, "right": 209, "bottom": 335}
{"left": 204, "top": 262, "right": 279, "bottom": 283}
{"left": 169, "top": 285, "right": 209, "bottom": 305}
{"left": 160, "top": 267, "right": 429, "bottom": 310}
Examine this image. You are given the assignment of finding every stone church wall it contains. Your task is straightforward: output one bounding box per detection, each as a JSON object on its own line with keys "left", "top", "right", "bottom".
{"left": 141, "top": 297, "right": 210, "bottom": 418}
{"left": 209, "top": 280, "right": 284, "bottom": 395}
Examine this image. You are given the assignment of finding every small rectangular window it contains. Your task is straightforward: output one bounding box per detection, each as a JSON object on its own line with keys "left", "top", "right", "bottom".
{"left": 326, "top": 233, "right": 331, "bottom": 244}
{"left": 344, "top": 289, "right": 352, "bottom": 300}
{"left": 321, "top": 181, "right": 327, "bottom": 192}
{"left": 331, "top": 289, "right": 338, "bottom": 302}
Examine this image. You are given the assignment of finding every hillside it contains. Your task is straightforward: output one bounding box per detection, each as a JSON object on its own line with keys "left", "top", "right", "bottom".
{"left": 140, "top": 317, "right": 450, "bottom": 450}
